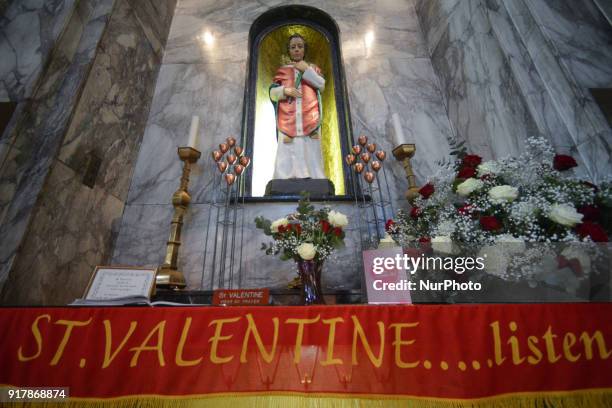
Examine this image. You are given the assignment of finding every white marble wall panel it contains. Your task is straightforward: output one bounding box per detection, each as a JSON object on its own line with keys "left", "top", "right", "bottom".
{"left": 503, "top": 0, "right": 611, "bottom": 181}
{"left": 526, "top": 0, "right": 612, "bottom": 90}
{"left": 126, "top": 61, "right": 246, "bottom": 205}
{"left": 0, "top": 0, "right": 77, "bottom": 102}
{"left": 415, "top": 0, "right": 459, "bottom": 55}
{"left": 118, "top": 0, "right": 454, "bottom": 290}
{"left": 430, "top": 0, "right": 538, "bottom": 160}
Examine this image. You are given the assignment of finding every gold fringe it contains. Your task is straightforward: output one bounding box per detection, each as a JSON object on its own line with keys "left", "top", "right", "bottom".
{"left": 5, "top": 389, "right": 612, "bottom": 408}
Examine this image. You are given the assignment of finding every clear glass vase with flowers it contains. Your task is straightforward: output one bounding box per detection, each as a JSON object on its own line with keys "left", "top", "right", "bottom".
{"left": 255, "top": 193, "right": 348, "bottom": 304}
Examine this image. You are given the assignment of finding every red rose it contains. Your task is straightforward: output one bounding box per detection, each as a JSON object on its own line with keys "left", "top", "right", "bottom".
{"left": 278, "top": 225, "right": 286, "bottom": 234}
{"left": 578, "top": 205, "right": 600, "bottom": 222}
{"left": 576, "top": 222, "right": 608, "bottom": 242}
{"left": 457, "top": 166, "right": 476, "bottom": 179}
{"left": 419, "top": 183, "right": 435, "bottom": 199}
{"left": 410, "top": 207, "right": 422, "bottom": 218}
{"left": 295, "top": 224, "right": 302, "bottom": 235}
{"left": 418, "top": 237, "right": 431, "bottom": 243}
{"left": 553, "top": 154, "right": 577, "bottom": 171}
{"left": 462, "top": 154, "right": 482, "bottom": 168}
{"left": 479, "top": 216, "right": 502, "bottom": 231}
{"left": 557, "top": 255, "right": 584, "bottom": 277}
{"left": 333, "top": 227, "right": 343, "bottom": 237}
{"left": 320, "top": 220, "right": 331, "bottom": 234}
{"left": 385, "top": 219, "right": 395, "bottom": 232}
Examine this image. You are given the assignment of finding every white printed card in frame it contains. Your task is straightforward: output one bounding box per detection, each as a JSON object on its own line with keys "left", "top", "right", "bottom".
{"left": 83, "top": 266, "right": 157, "bottom": 300}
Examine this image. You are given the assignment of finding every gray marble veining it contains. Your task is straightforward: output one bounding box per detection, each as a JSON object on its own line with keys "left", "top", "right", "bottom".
{"left": 126, "top": 61, "right": 246, "bottom": 205}
{"left": 526, "top": 0, "right": 612, "bottom": 90}
{"left": 1, "top": 160, "right": 124, "bottom": 305}
{"left": 59, "top": 0, "right": 161, "bottom": 201}
{"left": 430, "top": 0, "right": 537, "bottom": 160}
{"left": 0, "top": 0, "right": 113, "bottom": 295}
{"left": 0, "top": 0, "right": 77, "bottom": 102}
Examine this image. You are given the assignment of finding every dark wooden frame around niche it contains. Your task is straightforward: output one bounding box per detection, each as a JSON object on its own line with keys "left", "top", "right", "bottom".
{"left": 240, "top": 5, "right": 358, "bottom": 201}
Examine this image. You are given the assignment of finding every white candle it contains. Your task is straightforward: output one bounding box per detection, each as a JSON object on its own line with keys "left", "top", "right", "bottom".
{"left": 187, "top": 115, "right": 199, "bottom": 148}
{"left": 391, "top": 112, "right": 405, "bottom": 146}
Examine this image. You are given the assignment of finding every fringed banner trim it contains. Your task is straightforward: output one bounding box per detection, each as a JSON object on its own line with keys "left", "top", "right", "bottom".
{"left": 6, "top": 389, "right": 612, "bottom": 408}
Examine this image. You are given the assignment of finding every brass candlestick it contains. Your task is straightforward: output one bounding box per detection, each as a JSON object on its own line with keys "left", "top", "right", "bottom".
{"left": 157, "top": 146, "right": 201, "bottom": 289}
{"left": 392, "top": 143, "right": 420, "bottom": 202}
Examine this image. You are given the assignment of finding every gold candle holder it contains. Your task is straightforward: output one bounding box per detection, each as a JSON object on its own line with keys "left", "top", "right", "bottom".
{"left": 156, "top": 146, "right": 201, "bottom": 289}
{"left": 392, "top": 143, "right": 420, "bottom": 202}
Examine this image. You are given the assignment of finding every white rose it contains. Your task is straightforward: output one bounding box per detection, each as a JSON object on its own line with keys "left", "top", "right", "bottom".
{"left": 547, "top": 204, "right": 583, "bottom": 227}
{"left": 456, "top": 178, "right": 484, "bottom": 197}
{"left": 560, "top": 246, "right": 591, "bottom": 275}
{"left": 328, "top": 210, "right": 348, "bottom": 227}
{"left": 296, "top": 242, "right": 317, "bottom": 260}
{"left": 270, "top": 217, "right": 289, "bottom": 232}
{"left": 478, "top": 245, "right": 510, "bottom": 278}
{"left": 477, "top": 161, "right": 500, "bottom": 176}
{"left": 431, "top": 236, "right": 457, "bottom": 255}
{"left": 488, "top": 185, "right": 519, "bottom": 204}
{"left": 495, "top": 234, "right": 525, "bottom": 255}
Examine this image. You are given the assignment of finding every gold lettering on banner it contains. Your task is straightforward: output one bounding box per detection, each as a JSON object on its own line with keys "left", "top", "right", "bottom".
{"left": 389, "top": 322, "right": 419, "bottom": 368}
{"left": 543, "top": 326, "right": 561, "bottom": 363}
{"left": 129, "top": 321, "right": 166, "bottom": 367}
{"left": 103, "top": 320, "right": 137, "bottom": 368}
{"left": 490, "top": 321, "right": 506, "bottom": 366}
{"left": 285, "top": 315, "right": 321, "bottom": 364}
{"left": 18, "top": 314, "right": 51, "bottom": 362}
{"left": 50, "top": 318, "right": 93, "bottom": 366}
{"left": 240, "top": 314, "right": 279, "bottom": 363}
{"left": 527, "top": 336, "right": 542, "bottom": 365}
{"left": 208, "top": 317, "right": 241, "bottom": 364}
{"left": 351, "top": 315, "right": 384, "bottom": 367}
{"left": 580, "top": 331, "right": 611, "bottom": 360}
{"left": 321, "top": 317, "right": 344, "bottom": 366}
{"left": 563, "top": 332, "right": 581, "bottom": 362}
{"left": 176, "top": 317, "right": 203, "bottom": 367}
{"left": 507, "top": 322, "right": 525, "bottom": 365}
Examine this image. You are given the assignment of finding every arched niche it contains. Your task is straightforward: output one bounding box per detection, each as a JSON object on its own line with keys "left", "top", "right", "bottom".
{"left": 242, "top": 5, "right": 355, "bottom": 198}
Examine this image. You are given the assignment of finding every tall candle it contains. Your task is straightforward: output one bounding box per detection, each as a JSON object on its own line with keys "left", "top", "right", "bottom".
{"left": 187, "top": 115, "right": 199, "bottom": 148}
{"left": 391, "top": 113, "right": 405, "bottom": 147}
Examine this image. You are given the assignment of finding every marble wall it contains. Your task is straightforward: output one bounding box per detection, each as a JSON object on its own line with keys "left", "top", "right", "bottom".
{"left": 416, "top": 0, "right": 612, "bottom": 181}
{"left": 112, "top": 0, "right": 455, "bottom": 291}
{"left": 0, "top": 0, "right": 176, "bottom": 305}
{"left": 0, "top": 0, "right": 77, "bottom": 103}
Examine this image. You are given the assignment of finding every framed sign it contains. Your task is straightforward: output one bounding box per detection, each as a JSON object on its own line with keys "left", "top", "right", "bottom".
{"left": 83, "top": 266, "right": 157, "bottom": 300}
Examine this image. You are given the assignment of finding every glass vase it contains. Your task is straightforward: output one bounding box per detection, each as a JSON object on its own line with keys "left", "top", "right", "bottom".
{"left": 297, "top": 260, "right": 325, "bottom": 305}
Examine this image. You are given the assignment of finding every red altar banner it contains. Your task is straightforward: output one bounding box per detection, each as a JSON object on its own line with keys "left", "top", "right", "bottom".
{"left": 1, "top": 304, "right": 611, "bottom": 407}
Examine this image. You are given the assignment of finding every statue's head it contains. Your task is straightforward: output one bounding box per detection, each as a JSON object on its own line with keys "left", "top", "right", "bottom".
{"left": 287, "top": 34, "right": 307, "bottom": 62}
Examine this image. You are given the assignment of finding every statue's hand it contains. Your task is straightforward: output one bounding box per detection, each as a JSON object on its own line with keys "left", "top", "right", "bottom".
{"left": 293, "top": 61, "right": 309, "bottom": 72}
{"left": 284, "top": 87, "right": 302, "bottom": 98}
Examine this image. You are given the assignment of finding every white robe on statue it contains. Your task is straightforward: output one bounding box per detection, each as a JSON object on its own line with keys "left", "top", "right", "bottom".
{"left": 270, "top": 66, "right": 326, "bottom": 179}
